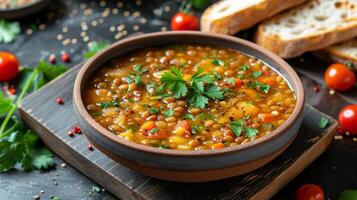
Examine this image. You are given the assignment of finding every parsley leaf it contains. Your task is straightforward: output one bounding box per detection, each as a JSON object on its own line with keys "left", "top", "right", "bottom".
{"left": 249, "top": 81, "right": 271, "bottom": 94}
{"left": 91, "top": 186, "right": 101, "bottom": 193}
{"left": 133, "top": 64, "right": 147, "bottom": 74}
{"left": 204, "top": 85, "right": 224, "bottom": 99}
{"left": 239, "top": 64, "right": 250, "bottom": 71}
{"left": 149, "top": 127, "right": 160, "bottom": 134}
{"left": 211, "top": 59, "right": 225, "bottom": 67}
{"left": 245, "top": 127, "right": 258, "bottom": 139}
{"left": 319, "top": 117, "right": 329, "bottom": 129}
{"left": 160, "top": 67, "right": 188, "bottom": 98}
{"left": 252, "top": 71, "right": 262, "bottom": 78}
{"left": 0, "top": 91, "right": 13, "bottom": 117}
{"left": 225, "top": 77, "right": 236, "bottom": 86}
{"left": 32, "top": 148, "right": 55, "bottom": 170}
{"left": 183, "top": 113, "right": 194, "bottom": 120}
{"left": 164, "top": 109, "right": 175, "bottom": 117}
{"left": 0, "top": 19, "right": 20, "bottom": 43}
{"left": 230, "top": 120, "right": 244, "bottom": 136}
{"left": 189, "top": 94, "right": 209, "bottom": 109}
{"left": 98, "top": 101, "right": 120, "bottom": 109}
{"left": 84, "top": 41, "right": 109, "bottom": 59}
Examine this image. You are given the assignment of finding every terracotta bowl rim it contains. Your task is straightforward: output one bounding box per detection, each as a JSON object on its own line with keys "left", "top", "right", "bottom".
{"left": 73, "top": 31, "right": 305, "bottom": 157}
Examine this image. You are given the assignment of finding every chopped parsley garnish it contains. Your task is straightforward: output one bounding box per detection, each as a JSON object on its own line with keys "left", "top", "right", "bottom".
{"left": 133, "top": 64, "right": 148, "bottom": 74}
{"left": 249, "top": 81, "right": 271, "bottom": 94}
{"left": 128, "top": 98, "right": 135, "bottom": 103}
{"left": 319, "top": 117, "right": 329, "bottom": 129}
{"left": 237, "top": 74, "right": 244, "bottom": 79}
{"left": 211, "top": 59, "right": 225, "bottom": 67}
{"left": 183, "top": 113, "right": 194, "bottom": 120}
{"left": 222, "top": 88, "right": 235, "bottom": 97}
{"left": 192, "top": 125, "right": 205, "bottom": 135}
{"left": 0, "top": 19, "right": 20, "bottom": 44}
{"left": 230, "top": 118, "right": 259, "bottom": 139}
{"left": 160, "top": 67, "right": 224, "bottom": 108}
{"left": 84, "top": 41, "right": 108, "bottom": 59}
{"left": 134, "top": 75, "right": 143, "bottom": 85}
{"left": 195, "top": 112, "right": 214, "bottom": 120}
{"left": 252, "top": 71, "right": 262, "bottom": 78}
{"left": 164, "top": 109, "right": 175, "bottom": 117}
{"left": 225, "top": 77, "right": 236, "bottom": 85}
{"left": 146, "top": 81, "right": 157, "bottom": 94}
{"left": 98, "top": 101, "right": 120, "bottom": 109}
{"left": 239, "top": 64, "right": 250, "bottom": 71}
{"left": 123, "top": 76, "right": 133, "bottom": 84}
{"left": 212, "top": 71, "right": 222, "bottom": 80}
{"left": 149, "top": 127, "right": 160, "bottom": 134}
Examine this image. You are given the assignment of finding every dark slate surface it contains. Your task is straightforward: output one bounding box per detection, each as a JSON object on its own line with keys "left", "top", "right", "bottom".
{"left": 0, "top": 0, "right": 357, "bottom": 199}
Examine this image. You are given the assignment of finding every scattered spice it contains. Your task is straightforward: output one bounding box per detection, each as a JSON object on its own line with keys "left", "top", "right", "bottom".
{"left": 88, "top": 144, "right": 94, "bottom": 151}
{"left": 73, "top": 126, "right": 81, "bottom": 134}
{"left": 32, "top": 194, "right": 40, "bottom": 200}
{"left": 313, "top": 85, "right": 319, "bottom": 93}
{"left": 329, "top": 89, "right": 335, "bottom": 95}
{"left": 90, "top": 185, "right": 101, "bottom": 193}
{"left": 61, "top": 52, "right": 71, "bottom": 63}
{"left": 56, "top": 97, "right": 64, "bottom": 105}
{"left": 7, "top": 87, "right": 17, "bottom": 95}
{"left": 353, "top": 138, "right": 357, "bottom": 142}
{"left": 60, "top": 162, "right": 67, "bottom": 168}
{"left": 67, "top": 131, "right": 74, "bottom": 137}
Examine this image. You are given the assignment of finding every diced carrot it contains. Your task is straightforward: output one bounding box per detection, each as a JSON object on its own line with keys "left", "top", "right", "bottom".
{"left": 150, "top": 130, "right": 168, "bottom": 139}
{"left": 235, "top": 78, "right": 243, "bottom": 87}
{"left": 259, "top": 113, "right": 276, "bottom": 123}
{"left": 259, "top": 77, "right": 277, "bottom": 86}
{"left": 140, "top": 121, "right": 156, "bottom": 132}
{"left": 212, "top": 142, "right": 225, "bottom": 150}
{"left": 174, "top": 120, "right": 192, "bottom": 137}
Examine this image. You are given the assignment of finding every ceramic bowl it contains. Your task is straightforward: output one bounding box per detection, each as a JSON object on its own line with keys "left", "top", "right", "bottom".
{"left": 73, "top": 31, "right": 305, "bottom": 182}
{"left": 0, "top": 0, "right": 52, "bottom": 19}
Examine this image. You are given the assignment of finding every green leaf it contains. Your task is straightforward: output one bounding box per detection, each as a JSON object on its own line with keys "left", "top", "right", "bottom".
{"left": 230, "top": 120, "right": 244, "bottom": 136}
{"left": 183, "top": 113, "right": 194, "bottom": 120}
{"left": 245, "top": 127, "right": 259, "bottom": 139}
{"left": 319, "top": 117, "right": 329, "bottom": 129}
{"left": 148, "top": 127, "right": 160, "bottom": 134}
{"left": 252, "top": 71, "right": 262, "bottom": 78}
{"left": 237, "top": 74, "right": 244, "bottom": 79}
{"left": 36, "top": 61, "right": 67, "bottom": 81}
{"left": 91, "top": 186, "right": 101, "bottom": 193}
{"left": 144, "top": 106, "right": 159, "bottom": 115}
{"left": 134, "top": 75, "right": 143, "bottom": 85}
{"left": 195, "top": 113, "right": 214, "bottom": 120}
{"left": 345, "top": 61, "right": 354, "bottom": 69}
{"left": 211, "top": 59, "right": 225, "bottom": 67}
{"left": 189, "top": 95, "right": 208, "bottom": 109}
{"left": 32, "top": 148, "right": 54, "bottom": 170}
{"left": 189, "top": 0, "right": 210, "bottom": 9}
{"left": 239, "top": 64, "right": 250, "bottom": 71}
{"left": 133, "top": 64, "right": 147, "bottom": 74}
{"left": 164, "top": 109, "right": 175, "bottom": 117}
{"left": 18, "top": 67, "right": 44, "bottom": 92}
{"left": 84, "top": 41, "right": 108, "bottom": 59}
{"left": 0, "top": 91, "right": 14, "bottom": 117}
{"left": 192, "top": 125, "right": 205, "bottom": 135}
{"left": 225, "top": 77, "right": 236, "bottom": 86}
{"left": 97, "top": 101, "right": 120, "bottom": 109}
{"left": 338, "top": 190, "right": 357, "bottom": 200}
{"left": 249, "top": 81, "right": 271, "bottom": 94}
{"left": 160, "top": 67, "right": 188, "bottom": 98}
{"left": 0, "top": 19, "right": 21, "bottom": 43}
{"left": 204, "top": 85, "right": 224, "bottom": 99}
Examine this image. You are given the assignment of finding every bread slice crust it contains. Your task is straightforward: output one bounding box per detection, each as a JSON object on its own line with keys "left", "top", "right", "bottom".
{"left": 201, "top": 0, "right": 308, "bottom": 35}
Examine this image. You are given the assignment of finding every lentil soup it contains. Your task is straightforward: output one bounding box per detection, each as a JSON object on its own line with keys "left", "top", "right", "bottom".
{"left": 83, "top": 44, "right": 296, "bottom": 151}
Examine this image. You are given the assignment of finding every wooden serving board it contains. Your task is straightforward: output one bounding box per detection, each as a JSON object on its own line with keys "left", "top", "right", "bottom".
{"left": 19, "top": 64, "right": 338, "bottom": 200}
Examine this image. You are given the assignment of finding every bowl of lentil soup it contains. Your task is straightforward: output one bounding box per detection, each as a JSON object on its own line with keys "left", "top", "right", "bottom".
{"left": 0, "top": 0, "right": 52, "bottom": 19}
{"left": 73, "top": 31, "right": 304, "bottom": 182}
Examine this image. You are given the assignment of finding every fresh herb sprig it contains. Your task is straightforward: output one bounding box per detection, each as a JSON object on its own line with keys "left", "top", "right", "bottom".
{"left": 84, "top": 41, "right": 109, "bottom": 59}
{"left": 0, "top": 61, "right": 67, "bottom": 172}
{"left": 160, "top": 67, "right": 224, "bottom": 108}
{"left": 0, "top": 19, "right": 21, "bottom": 44}
{"left": 230, "top": 118, "right": 259, "bottom": 139}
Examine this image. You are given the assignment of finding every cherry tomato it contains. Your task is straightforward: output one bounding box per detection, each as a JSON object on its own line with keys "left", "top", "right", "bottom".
{"left": 0, "top": 52, "right": 19, "bottom": 82}
{"left": 171, "top": 12, "right": 199, "bottom": 31}
{"left": 296, "top": 184, "right": 325, "bottom": 200}
{"left": 324, "top": 63, "right": 355, "bottom": 91}
{"left": 339, "top": 105, "right": 357, "bottom": 134}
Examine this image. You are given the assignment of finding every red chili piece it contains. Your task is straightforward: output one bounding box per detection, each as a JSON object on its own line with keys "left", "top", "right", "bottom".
{"left": 61, "top": 52, "right": 71, "bottom": 63}
{"left": 337, "top": 127, "right": 345, "bottom": 135}
{"left": 8, "top": 87, "right": 17, "bottom": 95}
{"left": 88, "top": 144, "right": 94, "bottom": 151}
{"left": 68, "top": 131, "right": 74, "bottom": 137}
{"left": 49, "top": 54, "right": 56, "bottom": 64}
{"left": 56, "top": 97, "right": 64, "bottom": 105}
{"left": 73, "top": 126, "right": 81, "bottom": 134}
{"left": 313, "top": 85, "right": 320, "bottom": 93}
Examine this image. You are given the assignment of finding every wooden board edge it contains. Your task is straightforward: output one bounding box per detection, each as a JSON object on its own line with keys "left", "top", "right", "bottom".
{"left": 18, "top": 107, "right": 146, "bottom": 200}
{"left": 250, "top": 122, "right": 338, "bottom": 200}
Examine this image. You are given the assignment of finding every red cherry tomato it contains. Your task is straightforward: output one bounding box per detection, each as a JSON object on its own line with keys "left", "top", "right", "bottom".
{"left": 296, "top": 184, "right": 325, "bottom": 200}
{"left": 0, "top": 52, "right": 19, "bottom": 82}
{"left": 324, "top": 63, "right": 355, "bottom": 91}
{"left": 171, "top": 12, "right": 199, "bottom": 31}
{"left": 339, "top": 105, "right": 357, "bottom": 134}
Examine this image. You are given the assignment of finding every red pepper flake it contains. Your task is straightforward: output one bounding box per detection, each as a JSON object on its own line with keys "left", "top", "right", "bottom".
{"left": 49, "top": 54, "right": 56, "bottom": 64}
{"left": 67, "top": 131, "right": 74, "bottom": 137}
{"left": 7, "top": 87, "right": 17, "bottom": 95}
{"left": 313, "top": 85, "right": 320, "bottom": 93}
{"left": 87, "top": 144, "right": 94, "bottom": 151}
{"left": 337, "top": 127, "right": 344, "bottom": 135}
{"left": 61, "top": 52, "right": 71, "bottom": 63}
{"left": 56, "top": 97, "right": 64, "bottom": 105}
{"left": 73, "top": 126, "right": 81, "bottom": 134}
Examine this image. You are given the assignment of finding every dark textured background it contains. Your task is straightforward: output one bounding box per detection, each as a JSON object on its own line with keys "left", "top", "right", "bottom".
{"left": 0, "top": 0, "right": 356, "bottom": 199}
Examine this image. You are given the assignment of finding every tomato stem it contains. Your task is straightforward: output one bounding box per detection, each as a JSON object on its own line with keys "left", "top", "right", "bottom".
{"left": 0, "top": 69, "right": 39, "bottom": 135}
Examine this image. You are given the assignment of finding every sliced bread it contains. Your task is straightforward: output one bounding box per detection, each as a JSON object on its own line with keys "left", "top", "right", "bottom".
{"left": 255, "top": 0, "right": 357, "bottom": 58}
{"left": 324, "top": 37, "right": 357, "bottom": 65}
{"left": 200, "top": 0, "right": 309, "bottom": 35}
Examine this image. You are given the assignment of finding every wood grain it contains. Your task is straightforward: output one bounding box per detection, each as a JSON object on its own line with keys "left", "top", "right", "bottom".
{"left": 19, "top": 63, "right": 338, "bottom": 200}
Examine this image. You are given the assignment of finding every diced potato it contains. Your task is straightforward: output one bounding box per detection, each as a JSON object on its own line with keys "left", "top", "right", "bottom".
{"left": 197, "top": 59, "right": 216, "bottom": 72}
{"left": 177, "top": 145, "right": 193, "bottom": 150}
{"left": 238, "top": 88, "right": 259, "bottom": 99}
{"left": 169, "top": 136, "right": 189, "bottom": 145}
{"left": 119, "top": 130, "right": 134, "bottom": 141}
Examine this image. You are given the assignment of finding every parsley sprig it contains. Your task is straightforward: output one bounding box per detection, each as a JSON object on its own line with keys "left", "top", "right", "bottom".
{"left": 230, "top": 118, "right": 259, "bottom": 139}
{"left": 160, "top": 67, "right": 224, "bottom": 108}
